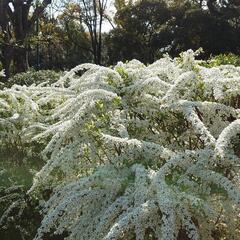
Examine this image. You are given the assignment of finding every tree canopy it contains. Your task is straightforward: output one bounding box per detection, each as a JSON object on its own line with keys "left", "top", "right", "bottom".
{"left": 0, "top": 0, "right": 239, "bottom": 78}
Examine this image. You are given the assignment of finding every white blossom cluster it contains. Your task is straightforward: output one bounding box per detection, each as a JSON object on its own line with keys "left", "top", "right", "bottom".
{"left": 2, "top": 50, "right": 240, "bottom": 239}
{"left": 0, "top": 69, "right": 5, "bottom": 77}
{"left": 0, "top": 82, "right": 72, "bottom": 156}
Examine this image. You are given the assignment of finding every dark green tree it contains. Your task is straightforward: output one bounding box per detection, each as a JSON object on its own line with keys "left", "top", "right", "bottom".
{"left": 29, "top": 10, "right": 91, "bottom": 70}
{"left": 106, "top": 0, "right": 240, "bottom": 64}
{"left": 0, "top": 0, "right": 52, "bottom": 79}
{"left": 106, "top": 0, "right": 171, "bottom": 64}
{"left": 168, "top": 7, "right": 240, "bottom": 57}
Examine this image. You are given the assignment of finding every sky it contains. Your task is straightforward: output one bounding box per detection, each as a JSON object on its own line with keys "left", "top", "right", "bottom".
{"left": 48, "top": 0, "right": 116, "bottom": 32}
{"left": 102, "top": 0, "right": 116, "bottom": 32}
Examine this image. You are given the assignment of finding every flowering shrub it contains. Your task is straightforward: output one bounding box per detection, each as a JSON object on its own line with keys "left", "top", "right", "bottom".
{"left": 0, "top": 69, "right": 5, "bottom": 77}
{"left": 0, "top": 82, "right": 71, "bottom": 160}
{"left": 7, "top": 70, "right": 61, "bottom": 87}
{"left": 1, "top": 50, "right": 240, "bottom": 239}
{"left": 0, "top": 167, "right": 41, "bottom": 240}
{"left": 207, "top": 53, "right": 240, "bottom": 67}
{"left": 0, "top": 69, "right": 6, "bottom": 89}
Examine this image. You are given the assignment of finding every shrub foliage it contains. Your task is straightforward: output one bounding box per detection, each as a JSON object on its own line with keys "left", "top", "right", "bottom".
{"left": 8, "top": 70, "right": 61, "bottom": 87}
{"left": 1, "top": 50, "right": 240, "bottom": 239}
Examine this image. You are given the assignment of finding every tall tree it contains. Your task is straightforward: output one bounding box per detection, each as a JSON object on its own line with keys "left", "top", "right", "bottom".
{"left": 63, "top": 0, "right": 109, "bottom": 65}
{"left": 106, "top": 0, "right": 171, "bottom": 64}
{"left": 0, "top": 0, "right": 51, "bottom": 79}
{"left": 207, "top": 0, "right": 240, "bottom": 16}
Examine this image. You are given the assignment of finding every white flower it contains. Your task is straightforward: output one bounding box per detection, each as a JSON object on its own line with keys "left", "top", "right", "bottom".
{"left": 2, "top": 50, "right": 240, "bottom": 240}
{"left": 0, "top": 69, "right": 6, "bottom": 77}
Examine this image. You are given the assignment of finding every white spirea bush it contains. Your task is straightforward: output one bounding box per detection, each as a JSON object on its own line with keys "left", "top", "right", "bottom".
{"left": 0, "top": 82, "right": 72, "bottom": 157}
{"left": 0, "top": 69, "right": 5, "bottom": 77}
{"left": 2, "top": 50, "right": 240, "bottom": 239}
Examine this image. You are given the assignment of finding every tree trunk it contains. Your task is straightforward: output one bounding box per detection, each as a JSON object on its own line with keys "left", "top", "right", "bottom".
{"left": 13, "top": 47, "right": 29, "bottom": 74}
{"left": 1, "top": 45, "right": 14, "bottom": 80}
{"left": 0, "top": 0, "right": 52, "bottom": 79}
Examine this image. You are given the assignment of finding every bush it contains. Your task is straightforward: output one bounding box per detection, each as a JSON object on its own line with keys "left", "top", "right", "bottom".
{"left": 1, "top": 50, "right": 240, "bottom": 240}
{"left": 8, "top": 70, "right": 61, "bottom": 87}
{"left": 0, "top": 78, "right": 69, "bottom": 162}
{"left": 29, "top": 50, "right": 239, "bottom": 240}
{"left": 203, "top": 53, "right": 240, "bottom": 67}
